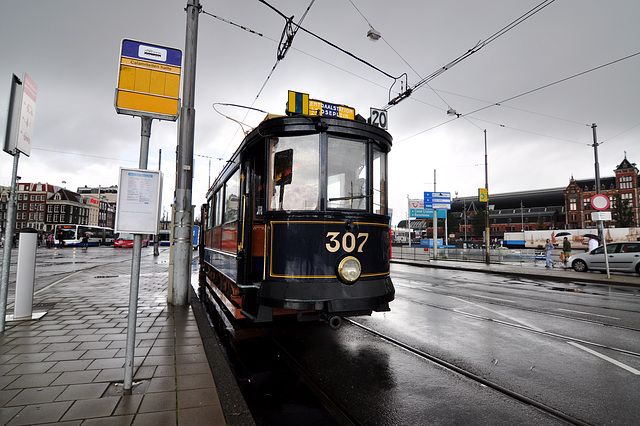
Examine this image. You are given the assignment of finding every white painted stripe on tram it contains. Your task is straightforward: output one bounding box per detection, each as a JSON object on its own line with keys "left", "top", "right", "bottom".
{"left": 557, "top": 308, "right": 619, "bottom": 320}
{"left": 449, "top": 296, "right": 545, "bottom": 332}
{"left": 567, "top": 341, "right": 640, "bottom": 375}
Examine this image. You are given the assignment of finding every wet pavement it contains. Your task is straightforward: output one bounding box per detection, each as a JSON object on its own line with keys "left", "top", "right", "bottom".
{"left": 0, "top": 247, "right": 252, "bottom": 425}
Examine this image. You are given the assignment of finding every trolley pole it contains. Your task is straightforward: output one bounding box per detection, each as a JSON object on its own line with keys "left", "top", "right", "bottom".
{"left": 171, "top": 0, "right": 200, "bottom": 306}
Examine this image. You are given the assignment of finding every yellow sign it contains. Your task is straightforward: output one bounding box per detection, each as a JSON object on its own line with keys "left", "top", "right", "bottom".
{"left": 287, "top": 90, "right": 355, "bottom": 120}
{"left": 115, "top": 39, "right": 182, "bottom": 121}
{"left": 478, "top": 188, "right": 488, "bottom": 202}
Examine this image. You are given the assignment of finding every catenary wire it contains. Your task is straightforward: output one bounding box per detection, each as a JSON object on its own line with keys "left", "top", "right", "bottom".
{"left": 384, "top": 0, "right": 556, "bottom": 108}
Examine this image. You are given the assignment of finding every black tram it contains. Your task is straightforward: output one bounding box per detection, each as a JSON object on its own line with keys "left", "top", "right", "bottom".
{"left": 200, "top": 102, "right": 394, "bottom": 328}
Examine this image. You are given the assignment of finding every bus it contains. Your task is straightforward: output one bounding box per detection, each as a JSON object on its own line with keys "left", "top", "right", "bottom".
{"left": 54, "top": 225, "right": 115, "bottom": 246}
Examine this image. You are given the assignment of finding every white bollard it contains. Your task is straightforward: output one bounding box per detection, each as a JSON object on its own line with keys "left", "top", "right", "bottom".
{"left": 14, "top": 228, "right": 38, "bottom": 320}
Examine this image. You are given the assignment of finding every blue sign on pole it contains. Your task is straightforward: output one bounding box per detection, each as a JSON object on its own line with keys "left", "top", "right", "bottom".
{"left": 424, "top": 191, "right": 451, "bottom": 210}
{"left": 409, "top": 208, "right": 447, "bottom": 219}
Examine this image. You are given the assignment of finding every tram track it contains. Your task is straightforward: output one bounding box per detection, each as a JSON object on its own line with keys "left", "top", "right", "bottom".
{"left": 396, "top": 294, "right": 640, "bottom": 360}
{"left": 396, "top": 282, "right": 640, "bottom": 334}
{"left": 345, "top": 318, "right": 589, "bottom": 426}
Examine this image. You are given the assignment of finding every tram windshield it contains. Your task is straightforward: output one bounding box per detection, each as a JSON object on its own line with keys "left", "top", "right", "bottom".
{"left": 327, "top": 138, "right": 367, "bottom": 210}
{"left": 268, "top": 134, "right": 387, "bottom": 214}
{"left": 269, "top": 135, "right": 319, "bottom": 211}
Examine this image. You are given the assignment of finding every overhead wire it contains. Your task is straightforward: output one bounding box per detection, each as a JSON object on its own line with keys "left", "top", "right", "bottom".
{"left": 384, "top": 0, "right": 556, "bottom": 108}
{"left": 463, "top": 50, "right": 640, "bottom": 118}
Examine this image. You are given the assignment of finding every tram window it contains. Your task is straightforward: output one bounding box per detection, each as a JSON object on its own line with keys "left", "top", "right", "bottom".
{"left": 327, "top": 138, "right": 367, "bottom": 210}
{"left": 207, "top": 198, "right": 214, "bottom": 229}
{"left": 223, "top": 169, "right": 240, "bottom": 223}
{"left": 269, "top": 135, "right": 319, "bottom": 211}
{"left": 373, "top": 147, "right": 387, "bottom": 215}
{"left": 213, "top": 190, "right": 223, "bottom": 226}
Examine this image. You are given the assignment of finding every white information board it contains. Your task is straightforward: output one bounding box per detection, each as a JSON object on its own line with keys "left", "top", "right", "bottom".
{"left": 115, "top": 168, "right": 162, "bottom": 234}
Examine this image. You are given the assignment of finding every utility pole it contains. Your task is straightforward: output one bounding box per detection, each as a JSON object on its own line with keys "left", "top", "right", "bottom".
{"left": 433, "top": 169, "right": 437, "bottom": 260}
{"left": 154, "top": 148, "right": 161, "bottom": 256}
{"left": 171, "top": 0, "right": 200, "bottom": 305}
{"left": 591, "top": 123, "right": 610, "bottom": 277}
{"left": 484, "top": 129, "right": 490, "bottom": 264}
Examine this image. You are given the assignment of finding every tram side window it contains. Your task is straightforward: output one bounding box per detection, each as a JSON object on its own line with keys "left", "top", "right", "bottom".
{"left": 214, "top": 190, "right": 223, "bottom": 227}
{"left": 373, "top": 146, "right": 387, "bottom": 215}
{"left": 327, "top": 138, "right": 367, "bottom": 210}
{"left": 269, "top": 135, "right": 319, "bottom": 211}
{"left": 224, "top": 169, "right": 240, "bottom": 222}
{"left": 207, "top": 198, "right": 214, "bottom": 229}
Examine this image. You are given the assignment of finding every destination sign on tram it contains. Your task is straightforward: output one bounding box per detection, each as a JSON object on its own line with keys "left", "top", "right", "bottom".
{"left": 287, "top": 90, "right": 355, "bottom": 120}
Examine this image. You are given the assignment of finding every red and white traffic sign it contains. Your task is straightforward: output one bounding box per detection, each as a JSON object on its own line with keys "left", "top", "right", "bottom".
{"left": 591, "top": 194, "right": 610, "bottom": 211}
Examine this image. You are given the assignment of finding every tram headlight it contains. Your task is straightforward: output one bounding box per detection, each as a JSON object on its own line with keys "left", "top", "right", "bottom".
{"left": 337, "top": 256, "right": 361, "bottom": 284}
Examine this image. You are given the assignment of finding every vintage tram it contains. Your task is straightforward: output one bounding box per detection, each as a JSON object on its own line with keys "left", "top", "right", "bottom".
{"left": 199, "top": 95, "right": 394, "bottom": 329}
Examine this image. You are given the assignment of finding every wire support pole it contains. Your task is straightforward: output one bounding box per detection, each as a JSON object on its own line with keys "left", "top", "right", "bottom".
{"left": 484, "top": 129, "right": 490, "bottom": 265}
{"left": 172, "top": 0, "right": 199, "bottom": 307}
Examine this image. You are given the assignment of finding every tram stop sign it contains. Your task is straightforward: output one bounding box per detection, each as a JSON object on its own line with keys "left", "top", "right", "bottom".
{"left": 115, "top": 39, "right": 182, "bottom": 121}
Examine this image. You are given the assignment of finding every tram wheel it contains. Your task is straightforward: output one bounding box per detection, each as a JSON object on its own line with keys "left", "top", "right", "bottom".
{"left": 328, "top": 315, "right": 343, "bottom": 330}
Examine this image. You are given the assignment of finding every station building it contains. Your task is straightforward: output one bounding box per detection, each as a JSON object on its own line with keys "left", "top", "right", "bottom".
{"left": 399, "top": 155, "right": 639, "bottom": 241}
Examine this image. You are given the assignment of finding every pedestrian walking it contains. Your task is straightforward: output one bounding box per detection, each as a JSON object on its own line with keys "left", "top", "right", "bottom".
{"left": 544, "top": 238, "right": 556, "bottom": 268}
{"left": 562, "top": 237, "right": 572, "bottom": 266}
{"left": 588, "top": 236, "right": 599, "bottom": 252}
{"left": 82, "top": 233, "right": 89, "bottom": 249}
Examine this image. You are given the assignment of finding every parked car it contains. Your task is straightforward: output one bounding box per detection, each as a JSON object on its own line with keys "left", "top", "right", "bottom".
{"left": 568, "top": 241, "right": 640, "bottom": 275}
{"left": 114, "top": 233, "right": 149, "bottom": 248}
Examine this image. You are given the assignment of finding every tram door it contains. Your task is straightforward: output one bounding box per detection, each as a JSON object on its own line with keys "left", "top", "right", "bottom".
{"left": 244, "top": 148, "right": 267, "bottom": 284}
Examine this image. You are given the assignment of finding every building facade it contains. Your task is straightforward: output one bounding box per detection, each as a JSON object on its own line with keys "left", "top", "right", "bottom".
{"left": 407, "top": 155, "right": 640, "bottom": 241}
{"left": 46, "top": 189, "right": 90, "bottom": 230}
{"left": 15, "top": 183, "right": 58, "bottom": 232}
{"left": 77, "top": 185, "right": 117, "bottom": 228}
{"left": 564, "top": 156, "right": 639, "bottom": 229}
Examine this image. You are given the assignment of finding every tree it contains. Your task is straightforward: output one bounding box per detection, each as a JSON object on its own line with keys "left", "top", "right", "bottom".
{"left": 611, "top": 193, "right": 635, "bottom": 227}
{"left": 470, "top": 209, "right": 485, "bottom": 239}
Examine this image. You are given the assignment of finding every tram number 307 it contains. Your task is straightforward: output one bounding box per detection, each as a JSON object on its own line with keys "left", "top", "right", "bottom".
{"left": 325, "top": 232, "right": 368, "bottom": 253}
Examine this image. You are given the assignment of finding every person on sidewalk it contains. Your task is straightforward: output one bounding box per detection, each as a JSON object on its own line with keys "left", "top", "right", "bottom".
{"left": 544, "top": 238, "right": 556, "bottom": 268}
{"left": 562, "top": 237, "right": 572, "bottom": 267}
{"left": 588, "top": 236, "right": 599, "bottom": 252}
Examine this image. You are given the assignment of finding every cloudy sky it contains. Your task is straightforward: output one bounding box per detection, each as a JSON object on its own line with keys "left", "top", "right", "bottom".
{"left": 1, "top": 0, "right": 639, "bottom": 225}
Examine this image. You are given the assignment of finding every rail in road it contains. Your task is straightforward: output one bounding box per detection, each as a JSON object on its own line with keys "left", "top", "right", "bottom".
{"left": 220, "top": 264, "right": 640, "bottom": 425}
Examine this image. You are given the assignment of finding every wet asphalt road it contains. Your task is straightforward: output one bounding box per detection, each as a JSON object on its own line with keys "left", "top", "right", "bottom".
{"left": 254, "top": 263, "right": 640, "bottom": 425}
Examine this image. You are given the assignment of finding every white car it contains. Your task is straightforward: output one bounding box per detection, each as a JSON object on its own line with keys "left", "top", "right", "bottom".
{"left": 568, "top": 241, "right": 640, "bottom": 275}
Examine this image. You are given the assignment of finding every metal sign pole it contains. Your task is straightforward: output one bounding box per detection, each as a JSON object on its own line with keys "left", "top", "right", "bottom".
{"left": 123, "top": 116, "right": 152, "bottom": 393}
{"left": 0, "top": 152, "right": 20, "bottom": 331}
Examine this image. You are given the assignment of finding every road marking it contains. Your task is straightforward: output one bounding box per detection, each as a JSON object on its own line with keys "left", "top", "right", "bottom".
{"left": 450, "top": 296, "right": 544, "bottom": 332}
{"left": 568, "top": 341, "right": 640, "bottom": 375}
{"left": 558, "top": 308, "right": 619, "bottom": 320}
{"left": 474, "top": 295, "right": 515, "bottom": 303}
{"left": 7, "top": 271, "right": 83, "bottom": 309}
